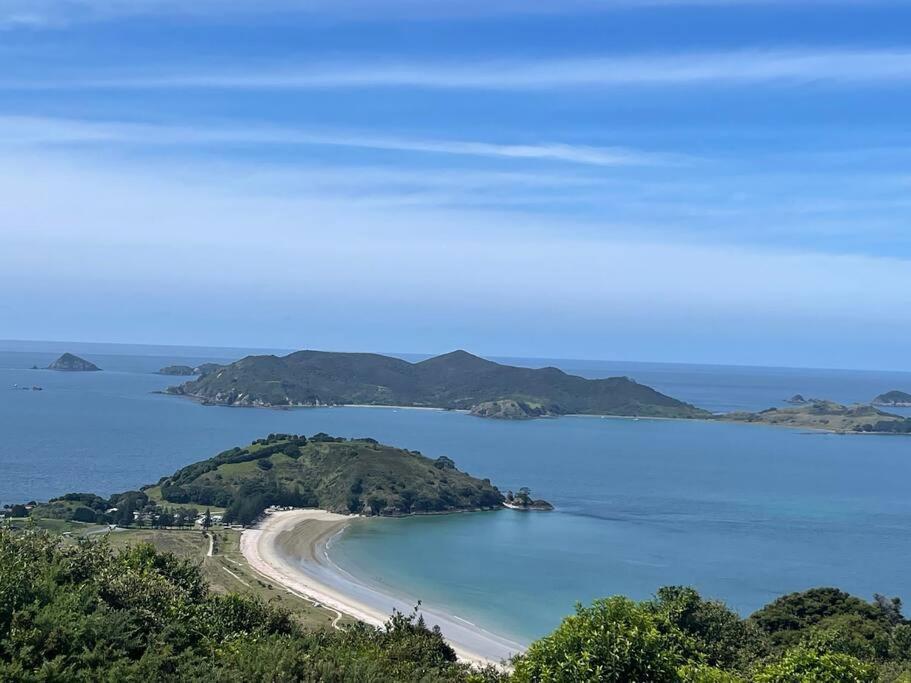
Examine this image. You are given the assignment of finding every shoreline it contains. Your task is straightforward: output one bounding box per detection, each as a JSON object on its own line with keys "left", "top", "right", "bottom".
{"left": 160, "top": 391, "right": 910, "bottom": 436}
{"left": 240, "top": 509, "right": 525, "bottom": 666}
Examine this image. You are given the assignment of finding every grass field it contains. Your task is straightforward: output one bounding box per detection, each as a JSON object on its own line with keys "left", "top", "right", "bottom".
{"left": 102, "top": 526, "right": 352, "bottom": 629}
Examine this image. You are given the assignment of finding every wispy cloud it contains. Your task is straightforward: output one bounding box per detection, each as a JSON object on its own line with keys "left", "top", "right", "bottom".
{"left": 0, "top": 0, "right": 881, "bottom": 28}
{"left": 10, "top": 49, "right": 911, "bottom": 90}
{"left": 0, "top": 115, "right": 672, "bottom": 167}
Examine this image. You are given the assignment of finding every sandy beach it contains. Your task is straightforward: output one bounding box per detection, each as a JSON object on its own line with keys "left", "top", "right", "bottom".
{"left": 240, "top": 509, "right": 525, "bottom": 666}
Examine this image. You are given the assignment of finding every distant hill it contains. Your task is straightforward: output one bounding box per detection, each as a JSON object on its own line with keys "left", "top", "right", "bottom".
{"left": 166, "top": 349, "right": 708, "bottom": 419}
{"left": 722, "top": 399, "right": 911, "bottom": 434}
{"left": 872, "top": 390, "right": 911, "bottom": 407}
{"left": 157, "top": 365, "right": 197, "bottom": 376}
{"left": 47, "top": 353, "right": 100, "bottom": 372}
{"left": 152, "top": 433, "right": 504, "bottom": 521}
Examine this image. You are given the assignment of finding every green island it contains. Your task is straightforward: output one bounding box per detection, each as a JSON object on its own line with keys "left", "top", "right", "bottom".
{"left": 7, "top": 434, "right": 504, "bottom": 529}
{"left": 1, "top": 526, "right": 908, "bottom": 682}
{"left": 46, "top": 352, "right": 101, "bottom": 372}
{"left": 165, "top": 349, "right": 709, "bottom": 419}
{"left": 158, "top": 364, "right": 198, "bottom": 376}
{"left": 153, "top": 433, "right": 505, "bottom": 522}
{"left": 719, "top": 400, "right": 911, "bottom": 434}
{"left": 873, "top": 390, "right": 911, "bottom": 408}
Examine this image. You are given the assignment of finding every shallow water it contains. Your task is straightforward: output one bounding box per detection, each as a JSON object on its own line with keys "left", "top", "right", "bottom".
{"left": 2, "top": 343, "right": 910, "bottom": 643}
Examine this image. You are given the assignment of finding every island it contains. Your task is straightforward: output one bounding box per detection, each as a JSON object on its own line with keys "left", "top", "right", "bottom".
{"left": 157, "top": 364, "right": 197, "bottom": 376}
{"left": 785, "top": 394, "right": 809, "bottom": 405}
{"left": 872, "top": 390, "right": 911, "bottom": 408}
{"left": 469, "top": 399, "right": 554, "bottom": 420}
{"left": 165, "top": 349, "right": 708, "bottom": 419}
{"left": 152, "top": 433, "right": 505, "bottom": 522}
{"left": 720, "top": 399, "right": 911, "bottom": 434}
{"left": 503, "top": 487, "right": 554, "bottom": 511}
{"left": 47, "top": 353, "right": 101, "bottom": 372}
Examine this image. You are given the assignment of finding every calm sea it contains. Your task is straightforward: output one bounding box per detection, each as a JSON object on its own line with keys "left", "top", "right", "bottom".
{"left": 2, "top": 341, "right": 910, "bottom": 643}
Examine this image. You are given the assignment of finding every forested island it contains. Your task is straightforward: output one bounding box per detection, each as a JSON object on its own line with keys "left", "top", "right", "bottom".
{"left": 7, "top": 434, "right": 504, "bottom": 528}
{"left": 721, "top": 400, "right": 911, "bottom": 434}
{"left": 153, "top": 433, "right": 504, "bottom": 523}
{"left": 873, "top": 390, "right": 911, "bottom": 407}
{"left": 165, "top": 349, "right": 708, "bottom": 419}
{"left": 46, "top": 352, "right": 100, "bottom": 371}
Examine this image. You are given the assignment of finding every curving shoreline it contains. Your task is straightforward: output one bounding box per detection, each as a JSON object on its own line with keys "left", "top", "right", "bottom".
{"left": 239, "top": 509, "right": 525, "bottom": 666}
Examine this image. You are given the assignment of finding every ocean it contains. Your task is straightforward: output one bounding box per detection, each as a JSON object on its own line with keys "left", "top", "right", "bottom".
{"left": 2, "top": 341, "right": 910, "bottom": 644}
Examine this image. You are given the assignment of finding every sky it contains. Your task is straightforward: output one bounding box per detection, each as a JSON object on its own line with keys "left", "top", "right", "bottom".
{"left": 1, "top": 1, "right": 910, "bottom": 370}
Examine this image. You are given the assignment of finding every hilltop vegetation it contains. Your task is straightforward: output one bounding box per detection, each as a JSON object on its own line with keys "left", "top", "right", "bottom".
{"left": 167, "top": 349, "right": 708, "bottom": 419}
{"left": 1, "top": 530, "right": 908, "bottom": 681}
{"left": 156, "top": 433, "right": 504, "bottom": 524}
{"left": 722, "top": 400, "right": 911, "bottom": 434}
{"left": 0, "top": 530, "right": 492, "bottom": 682}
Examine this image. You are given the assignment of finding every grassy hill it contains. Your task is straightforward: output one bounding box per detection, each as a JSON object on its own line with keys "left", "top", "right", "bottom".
{"left": 721, "top": 400, "right": 911, "bottom": 434}
{"left": 155, "top": 433, "right": 504, "bottom": 522}
{"left": 166, "top": 349, "right": 708, "bottom": 419}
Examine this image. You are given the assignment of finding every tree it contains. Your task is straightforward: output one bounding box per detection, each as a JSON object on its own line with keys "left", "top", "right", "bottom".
{"left": 512, "top": 596, "right": 679, "bottom": 682}
{"left": 9, "top": 504, "right": 27, "bottom": 518}
{"left": 753, "top": 645, "right": 877, "bottom": 683}
{"left": 71, "top": 506, "right": 98, "bottom": 523}
{"left": 202, "top": 509, "right": 212, "bottom": 530}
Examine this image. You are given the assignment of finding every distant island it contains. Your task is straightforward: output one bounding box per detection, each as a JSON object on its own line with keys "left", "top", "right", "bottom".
{"left": 165, "top": 349, "right": 708, "bottom": 419}
{"left": 785, "top": 394, "right": 809, "bottom": 405}
{"left": 872, "top": 390, "right": 911, "bottom": 408}
{"left": 47, "top": 353, "right": 101, "bottom": 372}
{"left": 721, "top": 399, "right": 911, "bottom": 434}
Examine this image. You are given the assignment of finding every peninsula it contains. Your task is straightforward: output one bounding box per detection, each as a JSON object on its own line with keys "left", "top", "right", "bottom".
{"left": 47, "top": 352, "right": 101, "bottom": 371}
{"left": 165, "top": 349, "right": 708, "bottom": 419}
{"left": 872, "top": 390, "right": 911, "bottom": 408}
{"left": 157, "top": 364, "right": 197, "bottom": 376}
{"left": 152, "top": 433, "right": 504, "bottom": 522}
{"left": 720, "top": 399, "right": 911, "bottom": 434}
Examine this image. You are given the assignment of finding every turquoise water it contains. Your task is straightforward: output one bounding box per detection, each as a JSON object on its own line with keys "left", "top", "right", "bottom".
{"left": 2, "top": 342, "right": 911, "bottom": 643}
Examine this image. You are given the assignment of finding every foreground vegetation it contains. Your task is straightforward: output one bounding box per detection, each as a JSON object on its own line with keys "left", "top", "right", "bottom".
{"left": 2, "top": 529, "right": 908, "bottom": 682}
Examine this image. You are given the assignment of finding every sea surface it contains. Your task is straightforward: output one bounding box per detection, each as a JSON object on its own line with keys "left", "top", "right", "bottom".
{"left": 2, "top": 341, "right": 910, "bottom": 643}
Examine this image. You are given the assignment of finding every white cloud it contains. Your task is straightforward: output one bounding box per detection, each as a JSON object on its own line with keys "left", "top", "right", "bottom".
{"left": 13, "top": 49, "right": 911, "bottom": 91}
{"left": 0, "top": 115, "right": 672, "bottom": 167}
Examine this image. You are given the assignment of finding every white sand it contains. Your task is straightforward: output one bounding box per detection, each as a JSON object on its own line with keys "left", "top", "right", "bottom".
{"left": 240, "top": 509, "right": 525, "bottom": 666}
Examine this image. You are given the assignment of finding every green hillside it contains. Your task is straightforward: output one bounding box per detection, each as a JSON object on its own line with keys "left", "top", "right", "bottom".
{"left": 166, "top": 349, "right": 708, "bottom": 418}
{"left": 721, "top": 400, "right": 911, "bottom": 434}
{"left": 156, "top": 433, "right": 504, "bottom": 523}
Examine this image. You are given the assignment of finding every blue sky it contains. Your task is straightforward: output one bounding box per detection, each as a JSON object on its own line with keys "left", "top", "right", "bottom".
{"left": 1, "top": 1, "right": 910, "bottom": 369}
